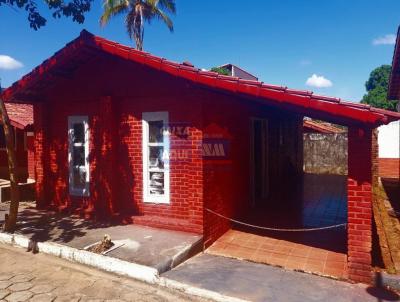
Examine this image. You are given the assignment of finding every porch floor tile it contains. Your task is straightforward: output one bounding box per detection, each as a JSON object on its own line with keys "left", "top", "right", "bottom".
{"left": 207, "top": 229, "right": 348, "bottom": 280}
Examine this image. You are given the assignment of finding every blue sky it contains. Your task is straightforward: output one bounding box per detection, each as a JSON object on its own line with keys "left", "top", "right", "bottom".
{"left": 0, "top": 0, "right": 399, "bottom": 102}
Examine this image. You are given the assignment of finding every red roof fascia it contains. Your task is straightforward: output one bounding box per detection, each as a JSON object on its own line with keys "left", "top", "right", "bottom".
{"left": 3, "top": 30, "right": 400, "bottom": 127}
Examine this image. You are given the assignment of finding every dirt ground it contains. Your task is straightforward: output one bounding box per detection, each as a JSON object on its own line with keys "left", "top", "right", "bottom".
{"left": 373, "top": 178, "right": 400, "bottom": 273}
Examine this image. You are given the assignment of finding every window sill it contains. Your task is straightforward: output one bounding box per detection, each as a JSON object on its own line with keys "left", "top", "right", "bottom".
{"left": 143, "top": 199, "right": 170, "bottom": 205}
{"left": 69, "top": 189, "right": 90, "bottom": 197}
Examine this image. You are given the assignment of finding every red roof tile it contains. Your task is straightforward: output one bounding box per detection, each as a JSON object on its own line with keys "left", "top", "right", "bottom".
{"left": 2, "top": 30, "right": 400, "bottom": 127}
{"left": 303, "top": 120, "right": 345, "bottom": 134}
{"left": 4, "top": 103, "right": 33, "bottom": 129}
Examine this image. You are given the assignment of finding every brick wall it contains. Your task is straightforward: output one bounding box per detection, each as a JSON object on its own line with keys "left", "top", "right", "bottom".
{"left": 379, "top": 158, "right": 400, "bottom": 179}
{"left": 347, "top": 127, "right": 373, "bottom": 283}
{"left": 34, "top": 57, "right": 203, "bottom": 233}
{"left": 201, "top": 89, "right": 303, "bottom": 246}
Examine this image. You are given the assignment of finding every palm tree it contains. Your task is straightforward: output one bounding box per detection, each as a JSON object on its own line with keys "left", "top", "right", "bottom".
{"left": 100, "top": 0, "right": 176, "bottom": 51}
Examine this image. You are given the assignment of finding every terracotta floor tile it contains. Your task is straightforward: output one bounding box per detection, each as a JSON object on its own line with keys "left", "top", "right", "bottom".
{"left": 323, "top": 267, "right": 345, "bottom": 278}
{"left": 326, "top": 252, "right": 346, "bottom": 262}
{"left": 250, "top": 252, "right": 271, "bottom": 263}
{"left": 304, "top": 263, "right": 324, "bottom": 274}
{"left": 324, "top": 260, "right": 345, "bottom": 270}
{"left": 290, "top": 247, "right": 311, "bottom": 258}
{"left": 259, "top": 243, "right": 275, "bottom": 252}
{"left": 285, "top": 256, "right": 307, "bottom": 271}
{"left": 308, "top": 249, "right": 328, "bottom": 260}
{"left": 273, "top": 245, "right": 292, "bottom": 255}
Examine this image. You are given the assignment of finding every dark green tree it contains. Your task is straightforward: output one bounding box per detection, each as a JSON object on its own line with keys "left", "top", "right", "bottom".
{"left": 0, "top": 0, "right": 93, "bottom": 30}
{"left": 210, "top": 67, "right": 230, "bottom": 76}
{"left": 361, "top": 65, "right": 396, "bottom": 111}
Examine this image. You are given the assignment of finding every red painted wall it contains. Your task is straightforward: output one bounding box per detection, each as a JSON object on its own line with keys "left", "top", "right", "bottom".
{"left": 34, "top": 56, "right": 203, "bottom": 233}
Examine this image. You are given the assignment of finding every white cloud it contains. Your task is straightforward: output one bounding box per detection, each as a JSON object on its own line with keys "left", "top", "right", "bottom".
{"left": 306, "top": 74, "right": 332, "bottom": 88}
{"left": 0, "top": 55, "right": 23, "bottom": 70}
{"left": 299, "top": 59, "right": 311, "bottom": 66}
{"left": 372, "top": 34, "right": 396, "bottom": 46}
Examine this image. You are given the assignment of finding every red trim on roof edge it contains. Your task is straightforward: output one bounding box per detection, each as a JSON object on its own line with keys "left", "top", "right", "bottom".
{"left": 2, "top": 29, "right": 400, "bottom": 127}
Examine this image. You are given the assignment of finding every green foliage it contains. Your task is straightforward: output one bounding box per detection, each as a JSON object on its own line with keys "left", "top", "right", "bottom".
{"left": 210, "top": 67, "right": 230, "bottom": 76}
{"left": 0, "top": 0, "right": 93, "bottom": 30}
{"left": 100, "top": 0, "right": 176, "bottom": 51}
{"left": 365, "top": 65, "right": 391, "bottom": 91}
{"left": 361, "top": 65, "right": 396, "bottom": 111}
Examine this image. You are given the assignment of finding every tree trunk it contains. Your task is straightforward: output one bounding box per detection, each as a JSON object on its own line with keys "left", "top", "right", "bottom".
{"left": 0, "top": 97, "right": 20, "bottom": 233}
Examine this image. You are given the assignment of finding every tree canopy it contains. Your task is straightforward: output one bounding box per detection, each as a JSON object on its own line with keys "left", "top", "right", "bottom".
{"left": 361, "top": 64, "right": 396, "bottom": 111}
{"left": 210, "top": 67, "right": 230, "bottom": 76}
{"left": 0, "top": 0, "right": 93, "bottom": 30}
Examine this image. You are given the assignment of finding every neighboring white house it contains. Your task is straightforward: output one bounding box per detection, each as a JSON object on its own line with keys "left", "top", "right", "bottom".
{"left": 378, "top": 120, "right": 400, "bottom": 178}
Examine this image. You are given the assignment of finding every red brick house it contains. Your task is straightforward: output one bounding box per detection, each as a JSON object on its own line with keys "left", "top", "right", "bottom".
{"left": 2, "top": 30, "right": 400, "bottom": 282}
{"left": 0, "top": 103, "right": 34, "bottom": 182}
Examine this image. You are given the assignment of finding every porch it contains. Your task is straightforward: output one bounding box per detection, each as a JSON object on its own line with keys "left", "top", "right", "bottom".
{"left": 207, "top": 173, "right": 348, "bottom": 279}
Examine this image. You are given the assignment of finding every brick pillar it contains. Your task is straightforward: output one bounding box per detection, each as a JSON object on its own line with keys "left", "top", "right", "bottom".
{"left": 26, "top": 132, "right": 35, "bottom": 180}
{"left": 347, "top": 127, "right": 373, "bottom": 283}
{"left": 33, "top": 102, "right": 48, "bottom": 208}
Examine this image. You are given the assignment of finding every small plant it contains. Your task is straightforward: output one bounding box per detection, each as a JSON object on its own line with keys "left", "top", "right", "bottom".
{"left": 87, "top": 234, "right": 114, "bottom": 254}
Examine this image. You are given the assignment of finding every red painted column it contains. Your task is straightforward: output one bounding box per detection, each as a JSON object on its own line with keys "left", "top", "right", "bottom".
{"left": 92, "top": 96, "right": 117, "bottom": 217}
{"left": 33, "top": 102, "right": 48, "bottom": 208}
{"left": 347, "top": 127, "right": 373, "bottom": 283}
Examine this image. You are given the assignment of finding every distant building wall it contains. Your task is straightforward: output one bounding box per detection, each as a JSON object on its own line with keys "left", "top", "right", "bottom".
{"left": 303, "top": 133, "right": 348, "bottom": 175}
{"left": 378, "top": 121, "right": 399, "bottom": 178}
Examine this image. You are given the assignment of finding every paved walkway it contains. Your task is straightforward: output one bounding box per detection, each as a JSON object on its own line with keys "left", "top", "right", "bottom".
{"left": 0, "top": 202, "right": 202, "bottom": 274}
{"left": 0, "top": 243, "right": 207, "bottom": 302}
{"left": 207, "top": 174, "right": 348, "bottom": 279}
{"left": 163, "top": 253, "right": 400, "bottom": 302}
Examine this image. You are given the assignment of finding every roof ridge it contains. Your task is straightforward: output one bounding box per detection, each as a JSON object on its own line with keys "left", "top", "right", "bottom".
{"left": 2, "top": 29, "right": 400, "bottom": 126}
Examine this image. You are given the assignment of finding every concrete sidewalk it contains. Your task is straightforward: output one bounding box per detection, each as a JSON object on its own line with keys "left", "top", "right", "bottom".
{"left": 0, "top": 203, "right": 202, "bottom": 274}
{"left": 163, "top": 253, "right": 400, "bottom": 302}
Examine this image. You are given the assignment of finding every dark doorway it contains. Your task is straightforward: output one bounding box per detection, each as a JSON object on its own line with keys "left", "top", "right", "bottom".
{"left": 250, "top": 118, "right": 268, "bottom": 207}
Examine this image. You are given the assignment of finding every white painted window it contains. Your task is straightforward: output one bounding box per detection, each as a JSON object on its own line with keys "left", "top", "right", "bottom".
{"left": 142, "top": 112, "right": 170, "bottom": 204}
{"left": 68, "top": 116, "right": 90, "bottom": 196}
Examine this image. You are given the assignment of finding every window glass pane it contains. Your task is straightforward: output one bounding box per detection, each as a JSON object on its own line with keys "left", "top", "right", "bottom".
{"left": 149, "top": 146, "right": 164, "bottom": 169}
{"left": 73, "top": 123, "right": 85, "bottom": 144}
{"left": 73, "top": 167, "right": 86, "bottom": 189}
{"left": 73, "top": 146, "right": 85, "bottom": 166}
{"left": 149, "top": 172, "right": 164, "bottom": 195}
{"left": 148, "top": 121, "right": 164, "bottom": 143}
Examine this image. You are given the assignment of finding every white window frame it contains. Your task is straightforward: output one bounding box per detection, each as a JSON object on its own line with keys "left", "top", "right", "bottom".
{"left": 142, "top": 111, "right": 170, "bottom": 204}
{"left": 68, "top": 116, "right": 90, "bottom": 197}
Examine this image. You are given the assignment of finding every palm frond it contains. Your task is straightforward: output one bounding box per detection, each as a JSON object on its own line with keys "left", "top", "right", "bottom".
{"left": 100, "top": 0, "right": 129, "bottom": 26}
{"left": 155, "top": 0, "right": 176, "bottom": 14}
{"left": 151, "top": 6, "right": 174, "bottom": 31}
